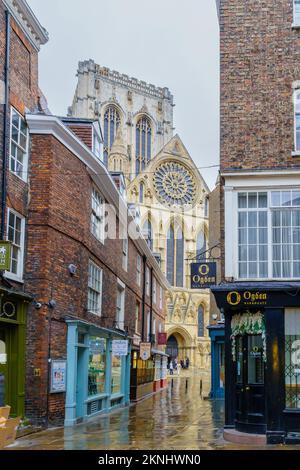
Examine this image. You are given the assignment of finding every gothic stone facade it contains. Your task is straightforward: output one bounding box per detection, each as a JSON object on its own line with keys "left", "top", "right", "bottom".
{"left": 69, "top": 62, "right": 211, "bottom": 388}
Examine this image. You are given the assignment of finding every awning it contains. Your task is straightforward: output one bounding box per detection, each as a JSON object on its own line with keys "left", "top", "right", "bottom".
{"left": 65, "top": 317, "right": 129, "bottom": 338}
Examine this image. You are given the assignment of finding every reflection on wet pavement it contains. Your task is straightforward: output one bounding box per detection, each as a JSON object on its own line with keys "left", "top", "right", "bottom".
{"left": 8, "top": 377, "right": 299, "bottom": 450}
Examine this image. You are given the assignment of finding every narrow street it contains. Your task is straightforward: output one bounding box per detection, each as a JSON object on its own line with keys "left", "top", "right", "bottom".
{"left": 7, "top": 377, "right": 293, "bottom": 451}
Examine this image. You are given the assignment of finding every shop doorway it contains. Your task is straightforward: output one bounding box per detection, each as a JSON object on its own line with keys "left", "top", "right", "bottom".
{"left": 235, "top": 334, "right": 266, "bottom": 434}
{"left": 166, "top": 335, "right": 178, "bottom": 360}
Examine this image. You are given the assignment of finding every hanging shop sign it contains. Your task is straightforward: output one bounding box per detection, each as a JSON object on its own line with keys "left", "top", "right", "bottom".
{"left": 158, "top": 333, "right": 167, "bottom": 345}
{"left": 50, "top": 360, "right": 67, "bottom": 393}
{"left": 191, "top": 262, "right": 217, "bottom": 288}
{"left": 0, "top": 241, "right": 11, "bottom": 271}
{"left": 139, "top": 342, "right": 151, "bottom": 361}
{"left": 112, "top": 339, "right": 128, "bottom": 356}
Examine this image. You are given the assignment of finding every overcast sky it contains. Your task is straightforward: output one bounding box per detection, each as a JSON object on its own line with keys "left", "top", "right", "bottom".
{"left": 28, "top": 0, "right": 220, "bottom": 189}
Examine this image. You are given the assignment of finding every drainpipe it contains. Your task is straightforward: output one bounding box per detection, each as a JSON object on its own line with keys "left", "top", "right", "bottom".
{"left": 1, "top": 10, "right": 10, "bottom": 240}
{"left": 141, "top": 255, "right": 146, "bottom": 342}
{"left": 150, "top": 268, "right": 153, "bottom": 343}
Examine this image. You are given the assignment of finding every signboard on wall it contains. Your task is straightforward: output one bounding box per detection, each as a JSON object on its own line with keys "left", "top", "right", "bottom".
{"left": 140, "top": 343, "right": 151, "bottom": 361}
{"left": 112, "top": 340, "right": 128, "bottom": 356}
{"left": 0, "top": 241, "right": 11, "bottom": 271}
{"left": 191, "top": 262, "right": 217, "bottom": 288}
{"left": 158, "top": 333, "right": 167, "bottom": 345}
{"left": 50, "top": 360, "right": 67, "bottom": 393}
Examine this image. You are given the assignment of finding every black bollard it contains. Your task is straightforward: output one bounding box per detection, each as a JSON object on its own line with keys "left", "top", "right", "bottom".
{"left": 200, "top": 379, "right": 203, "bottom": 398}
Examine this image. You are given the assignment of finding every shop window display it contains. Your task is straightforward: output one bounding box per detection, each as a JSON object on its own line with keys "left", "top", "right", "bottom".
{"left": 285, "top": 309, "right": 300, "bottom": 409}
{"left": 88, "top": 337, "right": 106, "bottom": 396}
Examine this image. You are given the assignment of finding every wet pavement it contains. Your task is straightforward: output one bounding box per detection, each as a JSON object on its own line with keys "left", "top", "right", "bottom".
{"left": 8, "top": 377, "right": 299, "bottom": 450}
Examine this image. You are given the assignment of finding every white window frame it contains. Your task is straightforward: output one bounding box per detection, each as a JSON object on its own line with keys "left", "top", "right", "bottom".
{"left": 116, "top": 279, "right": 125, "bottom": 330}
{"left": 293, "top": 0, "right": 300, "bottom": 27}
{"left": 136, "top": 254, "right": 142, "bottom": 286}
{"left": 5, "top": 208, "right": 25, "bottom": 282}
{"left": 152, "top": 318, "right": 156, "bottom": 341}
{"left": 152, "top": 277, "right": 157, "bottom": 304}
{"left": 87, "top": 260, "right": 103, "bottom": 316}
{"left": 230, "top": 188, "right": 300, "bottom": 281}
{"left": 91, "top": 187, "right": 105, "bottom": 244}
{"left": 159, "top": 286, "right": 163, "bottom": 310}
{"left": 135, "top": 302, "right": 140, "bottom": 334}
{"left": 294, "top": 89, "right": 300, "bottom": 153}
{"left": 146, "top": 266, "right": 150, "bottom": 297}
{"left": 147, "top": 311, "right": 150, "bottom": 342}
{"left": 9, "top": 107, "right": 29, "bottom": 182}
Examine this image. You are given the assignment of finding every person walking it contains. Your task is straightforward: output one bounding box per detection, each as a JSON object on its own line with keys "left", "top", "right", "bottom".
{"left": 185, "top": 357, "right": 190, "bottom": 369}
{"left": 169, "top": 360, "right": 174, "bottom": 375}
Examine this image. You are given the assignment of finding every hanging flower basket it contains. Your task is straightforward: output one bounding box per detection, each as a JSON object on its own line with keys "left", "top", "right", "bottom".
{"left": 231, "top": 311, "right": 266, "bottom": 362}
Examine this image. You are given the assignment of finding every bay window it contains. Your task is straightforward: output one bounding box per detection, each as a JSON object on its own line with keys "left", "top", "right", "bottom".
{"left": 237, "top": 190, "right": 300, "bottom": 279}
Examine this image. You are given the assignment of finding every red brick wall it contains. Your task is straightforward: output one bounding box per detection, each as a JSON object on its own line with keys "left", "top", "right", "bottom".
{"left": 67, "top": 124, "right": 93, "bottom": 150}
{"left": 220, "top": 0, "right": 300, "bottom": 172}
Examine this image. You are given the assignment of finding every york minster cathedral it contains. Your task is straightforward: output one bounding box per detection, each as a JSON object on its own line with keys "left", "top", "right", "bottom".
{"left": 69, "top": 60, "right": 211, "bottom": 390}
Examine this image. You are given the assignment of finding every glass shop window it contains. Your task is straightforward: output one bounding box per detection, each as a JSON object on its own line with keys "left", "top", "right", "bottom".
{"left": 236, "top": 336, "right": 243, "bottom": 383}
{"left": 88, "top": 337, "right": 106, "bottom": 397}
{"left": 247, "top": 335, "right": 264, "bottom": 384}
{"left": 111, "top": 354, "right": 122, "bottom": 395}
{"left": 285, "top": 309, "right": 300, "bottom": 409}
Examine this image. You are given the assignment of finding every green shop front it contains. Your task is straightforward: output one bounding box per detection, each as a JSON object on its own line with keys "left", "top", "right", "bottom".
{"left": 211, "top": 282, "right": 300, "bottom": 445}
{"left": 65, "top": 320, "right": 131, "bottom": 426}
{"left": 0, "top": 281, "right": 31, "bottom": 418}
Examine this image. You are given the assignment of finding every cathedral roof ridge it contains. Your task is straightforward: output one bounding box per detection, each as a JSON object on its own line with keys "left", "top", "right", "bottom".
{"left": 77, "top": 59, "right": 173, "bottom": 101}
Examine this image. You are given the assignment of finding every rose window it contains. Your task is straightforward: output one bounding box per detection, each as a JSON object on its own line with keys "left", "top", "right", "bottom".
{"left": 153, "top": 162, "right": 196, "bottom": 207}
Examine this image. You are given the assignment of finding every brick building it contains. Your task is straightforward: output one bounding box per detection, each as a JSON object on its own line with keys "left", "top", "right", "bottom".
{"left": 0, "top": 0, "right": 48, "bottom": 418}
{"left": 25, "top": 114, "right": 168, "bottom": 426}
{"left": 212, "top": 0, "right": 300, "bottom": 444}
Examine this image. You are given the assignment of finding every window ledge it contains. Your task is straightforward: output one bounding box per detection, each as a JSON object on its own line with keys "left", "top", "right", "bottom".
{"left": 4, "top": 272, "right": 24, "bottom": 284}
{"left": 292, "top": 151, "right": 300, "bottom": 157}
{"left": 110, "top": 393, "right": 124, "bottom": 400}
{"left": 291, "top": 23, "right": 300, "bottom": 29}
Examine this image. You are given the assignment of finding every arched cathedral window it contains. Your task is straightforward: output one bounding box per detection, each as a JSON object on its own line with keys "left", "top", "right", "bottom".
{"left": 139, "top": 182, "right": 144, "bottom": 204}
{"left": 196, "top": 231, "right": 207, "bottom": 259}
{"left": 142, "top": 219, "right": 153, "bottom": 250}
{"left": 198, "top": 305, "right": 205, "bottom": 337}
{"left": 167, "top": 224, "right": 184, "bottom": 287}
{"left": 136, "top": 116, "right": 152, "bottom": 175}
{"left": 103, "top": 106, "right": 121, "bottom": 167}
